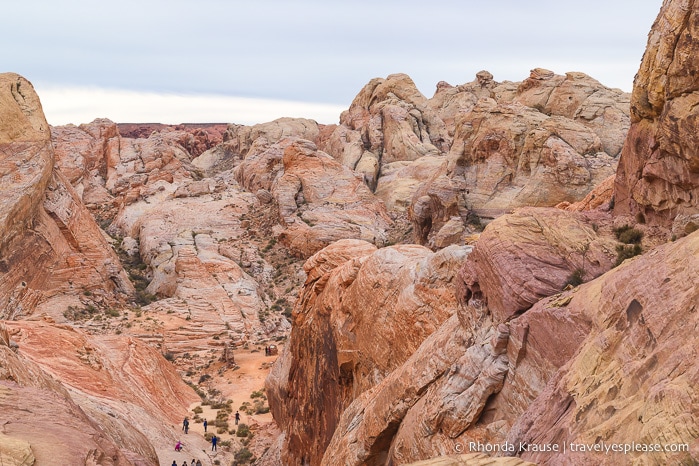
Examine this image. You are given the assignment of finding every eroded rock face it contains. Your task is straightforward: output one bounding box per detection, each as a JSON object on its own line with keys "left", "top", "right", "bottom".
{"left": 0, "top": 73, "right": 53, "bottom": 254}
{"left": 460, "top": 207, "right": 618, "bottom": 322}
{"left": 614, "top": 0, "right": 699, "bottom": 224}
{"left": 1, "top": 319, "right": 199, "bottom": 465}
{"left": 225, "top": 117, "right": 321, "bottom": 158}
{"left": 340, "top": 73, "right": 451, "bottom": 161}
{"left": 311, "top": 226, "right": 699, "bottom": 466}
{"left": 110, "top": 172, "right": 286, "bottom": 351}
{"left": 506, "top": 230, "right": 699, "bottom": 465}
{"left": 407, "top": 69, "right": 628, "bottom": 245}
{"left": 236, "top": 138, "right": 392, "bottom": 257}
{"left": 265, "top": 239, "right": 471, "bottom": 466}
{"left": 0, "top": 75, "right": 132, "bottom": 320}
{"left": 117, "top": 123, "right": 227, "bottom": 158}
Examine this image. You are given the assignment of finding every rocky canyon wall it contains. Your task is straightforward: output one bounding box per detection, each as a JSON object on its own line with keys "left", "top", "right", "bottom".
{"left": 614, "top": 0, "right": 699, "bottom": 224}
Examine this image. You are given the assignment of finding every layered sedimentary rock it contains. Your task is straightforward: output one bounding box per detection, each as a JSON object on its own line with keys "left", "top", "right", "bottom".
{"left": 312, "top": 225, "right": 699, "bottom": 466}
{"left": 117, "top": 123, "right": 227, "bottom": 157}
{"left": 614, "top": 0, "right": 699, "bottom": 224}
{"left": 111, "top": 172, "right": 285, "bottom": 351}
{"left": 265, "top": 239, "right": 471, "bottom": 465}
{"left": 557, "top": 174, "right": 615, "bottom": 212}
{"left": 0, "top": 74, "right": 132, "bottom": 320}
{"left": 235, "top": 138, "right": 392, "bottom": 257}
{"left": 459, "top": 207, "right": 618, "bottom": 322}
{"left": 1, "top": 320, "right": 200, "bottom": 465}
{"left": 506, "top": 230, "right": 699, "bottom": 465}
{"left": 408, "top": 69, "right": 628, "bottom": 245}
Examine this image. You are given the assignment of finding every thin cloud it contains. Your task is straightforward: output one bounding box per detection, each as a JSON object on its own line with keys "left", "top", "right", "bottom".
{"left": 35, "top": 86, "right": 346, "bottom": 126}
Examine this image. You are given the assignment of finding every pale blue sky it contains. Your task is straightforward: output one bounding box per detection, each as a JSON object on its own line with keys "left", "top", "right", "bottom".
{"left": 1, "top": 0, "right": 662, "bottom": 125}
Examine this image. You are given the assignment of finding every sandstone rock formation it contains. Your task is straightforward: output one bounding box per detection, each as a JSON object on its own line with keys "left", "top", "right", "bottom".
{"left": 117, "top": 122, "right": 227, "bottom": 158}
{"left": 110, "top": 172, "right": 287, "bottom": 352}
{"left": 1, "top": 319, "right": 201, "bottom": 465}
{"left": 506, "top": 230, "right": 699, "bottom": 465}
{"left": 399, "top": 69, "right": 629, "bottom": 246}
{"left": 292, "top": 223, "right": 698, "bottom": 466}
{"left": 614, "top": 0, "right": 699, "bottom": 225}
{"left": 265, "top": 239, "right": 471, "bottom": 465}
{"left": 459, "top": 207, "right": 618, "bottom": 322}
{"left": 557, "top": 174, "right": 615, "bottom": 212}
{"left": 235, "top": 138, "right": 392, "bottom": 257}
{"left": 0, "top": 74, "right": 132, "bottom": 320}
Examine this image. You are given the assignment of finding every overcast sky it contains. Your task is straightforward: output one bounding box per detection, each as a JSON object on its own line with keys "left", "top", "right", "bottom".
{"left": 2, "top": 0, "right": 662, "bottom": 126}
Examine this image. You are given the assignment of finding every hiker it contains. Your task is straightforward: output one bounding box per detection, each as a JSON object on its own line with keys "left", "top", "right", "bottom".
{"left": 235, "top": 411, "right": 240, "bottom": 425}
{"left": 175, "top": 441, "right": 183, "bottom": 452}
{"left": 196, "top": 461, "right": 202, "bottom": 466}
{"left": 211, "top": 435, "right": 218, "bottom": 451}
{"left": 182, "top": 417, "right": 187, "bottom": 431}
{"left": 182, "top": 461, "right": 188, "bottom": 466}
{"left": 184, "top": 417, "right": 189, "bottom": 434}
{"left": 171, "top": 461, "right": 177, "bottom": 466}
{"left": 191, "top": 460, "right": 196, "bottom": 466}
{"left": 203, "top": 419, "right": 207, "bottom": 433}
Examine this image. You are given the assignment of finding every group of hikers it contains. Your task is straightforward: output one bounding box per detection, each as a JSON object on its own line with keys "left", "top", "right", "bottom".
{"left": 174, "top": 415, "right": 226, "bottom": 462}
{"left": 172, "top": 460, "right": 202, "bottom": 466}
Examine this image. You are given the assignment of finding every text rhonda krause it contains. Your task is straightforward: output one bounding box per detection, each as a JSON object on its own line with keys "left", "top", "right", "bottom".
{"left": 465, "top": 441, "right": 690, "bottom": 454}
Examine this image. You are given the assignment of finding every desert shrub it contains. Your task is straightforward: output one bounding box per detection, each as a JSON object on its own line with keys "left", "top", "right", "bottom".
{"left": 163, "top": 352, "right": 175, "bottom": 362}
{"left": 199, "top": 374, "right": 212, "bottom": 384}
{"left": 236, "top": 423, "right": 251, "bottom": 437}
{"left": 250, "top": 390, "right": 265, "bottom": 399}
{"left": 192, "top": 406, "right": 203, "bottom": 414}
{"left": 232, "top": 447, "right": 254, "bottom": 465}
{"left": 239, "top": 401, "right": 252, "bottom": 415}
{"left": 615, "top": 244, "right": 642, "bottom": 266}
{"left": 614, "top": 225, "right": 643, "bottom": 244}
{"left": 253, "top": 399, "right": 270, "bottom": 414}
{"left": 563, "top": 268, "right": 585, "bottom": 288}
{"left": 466, "top": 211, "right": 485, "bottom": 232}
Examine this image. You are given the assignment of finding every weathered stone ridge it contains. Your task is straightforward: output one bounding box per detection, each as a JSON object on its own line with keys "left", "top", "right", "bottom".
{"left": 0, "top": 76, "right": 132, "bottom": 320}
{"left": 265, "top": 239, "right": 470, "bottom": 465}
{"left": 614, "top": 0, "right": 699, "bottom": 224}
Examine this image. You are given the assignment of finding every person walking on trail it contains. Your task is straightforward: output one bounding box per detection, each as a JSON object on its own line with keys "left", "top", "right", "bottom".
{"left": 191, "top": 459, "right": 196, "bottom": 466}
{"left": 171, "top": 461, "right": 177, "bottom": 466}
{"left": 184, "top": 417, "right": 190, "bottom": 434}
{"left": 211, "top": 435, "right": 218, "bottom": 451}
{"left": 203, "top": 419, "right": 207, "bottom": 433}
{"left": 235, "top": 411, "right": 240, "bottom": 425}
{"left": 196, "top": 461, "right": 202, "bottom": 466}
{"left": 175, "top": 441, "right": 183, "bottom": 452}
{"left": 182, "top": 417, "right": 187, "bottom": 431}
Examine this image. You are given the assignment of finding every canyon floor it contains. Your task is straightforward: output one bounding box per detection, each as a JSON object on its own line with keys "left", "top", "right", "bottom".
{"left": 156, "top": 344, "right": 280, "bottom": 466}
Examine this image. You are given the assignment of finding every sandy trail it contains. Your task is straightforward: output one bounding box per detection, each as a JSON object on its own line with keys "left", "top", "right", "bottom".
{"left": 156, "top": 345, "right": 280, "bottom": 465}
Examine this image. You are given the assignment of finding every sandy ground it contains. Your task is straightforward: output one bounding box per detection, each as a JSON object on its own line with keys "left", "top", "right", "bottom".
{"left": 156, "top": 345, "right": 280, "bottom": 466}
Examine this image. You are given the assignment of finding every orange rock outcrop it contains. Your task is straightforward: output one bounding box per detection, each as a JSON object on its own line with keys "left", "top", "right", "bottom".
{"left": 614, "top": 0, "right": 699, "bottom": 224}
